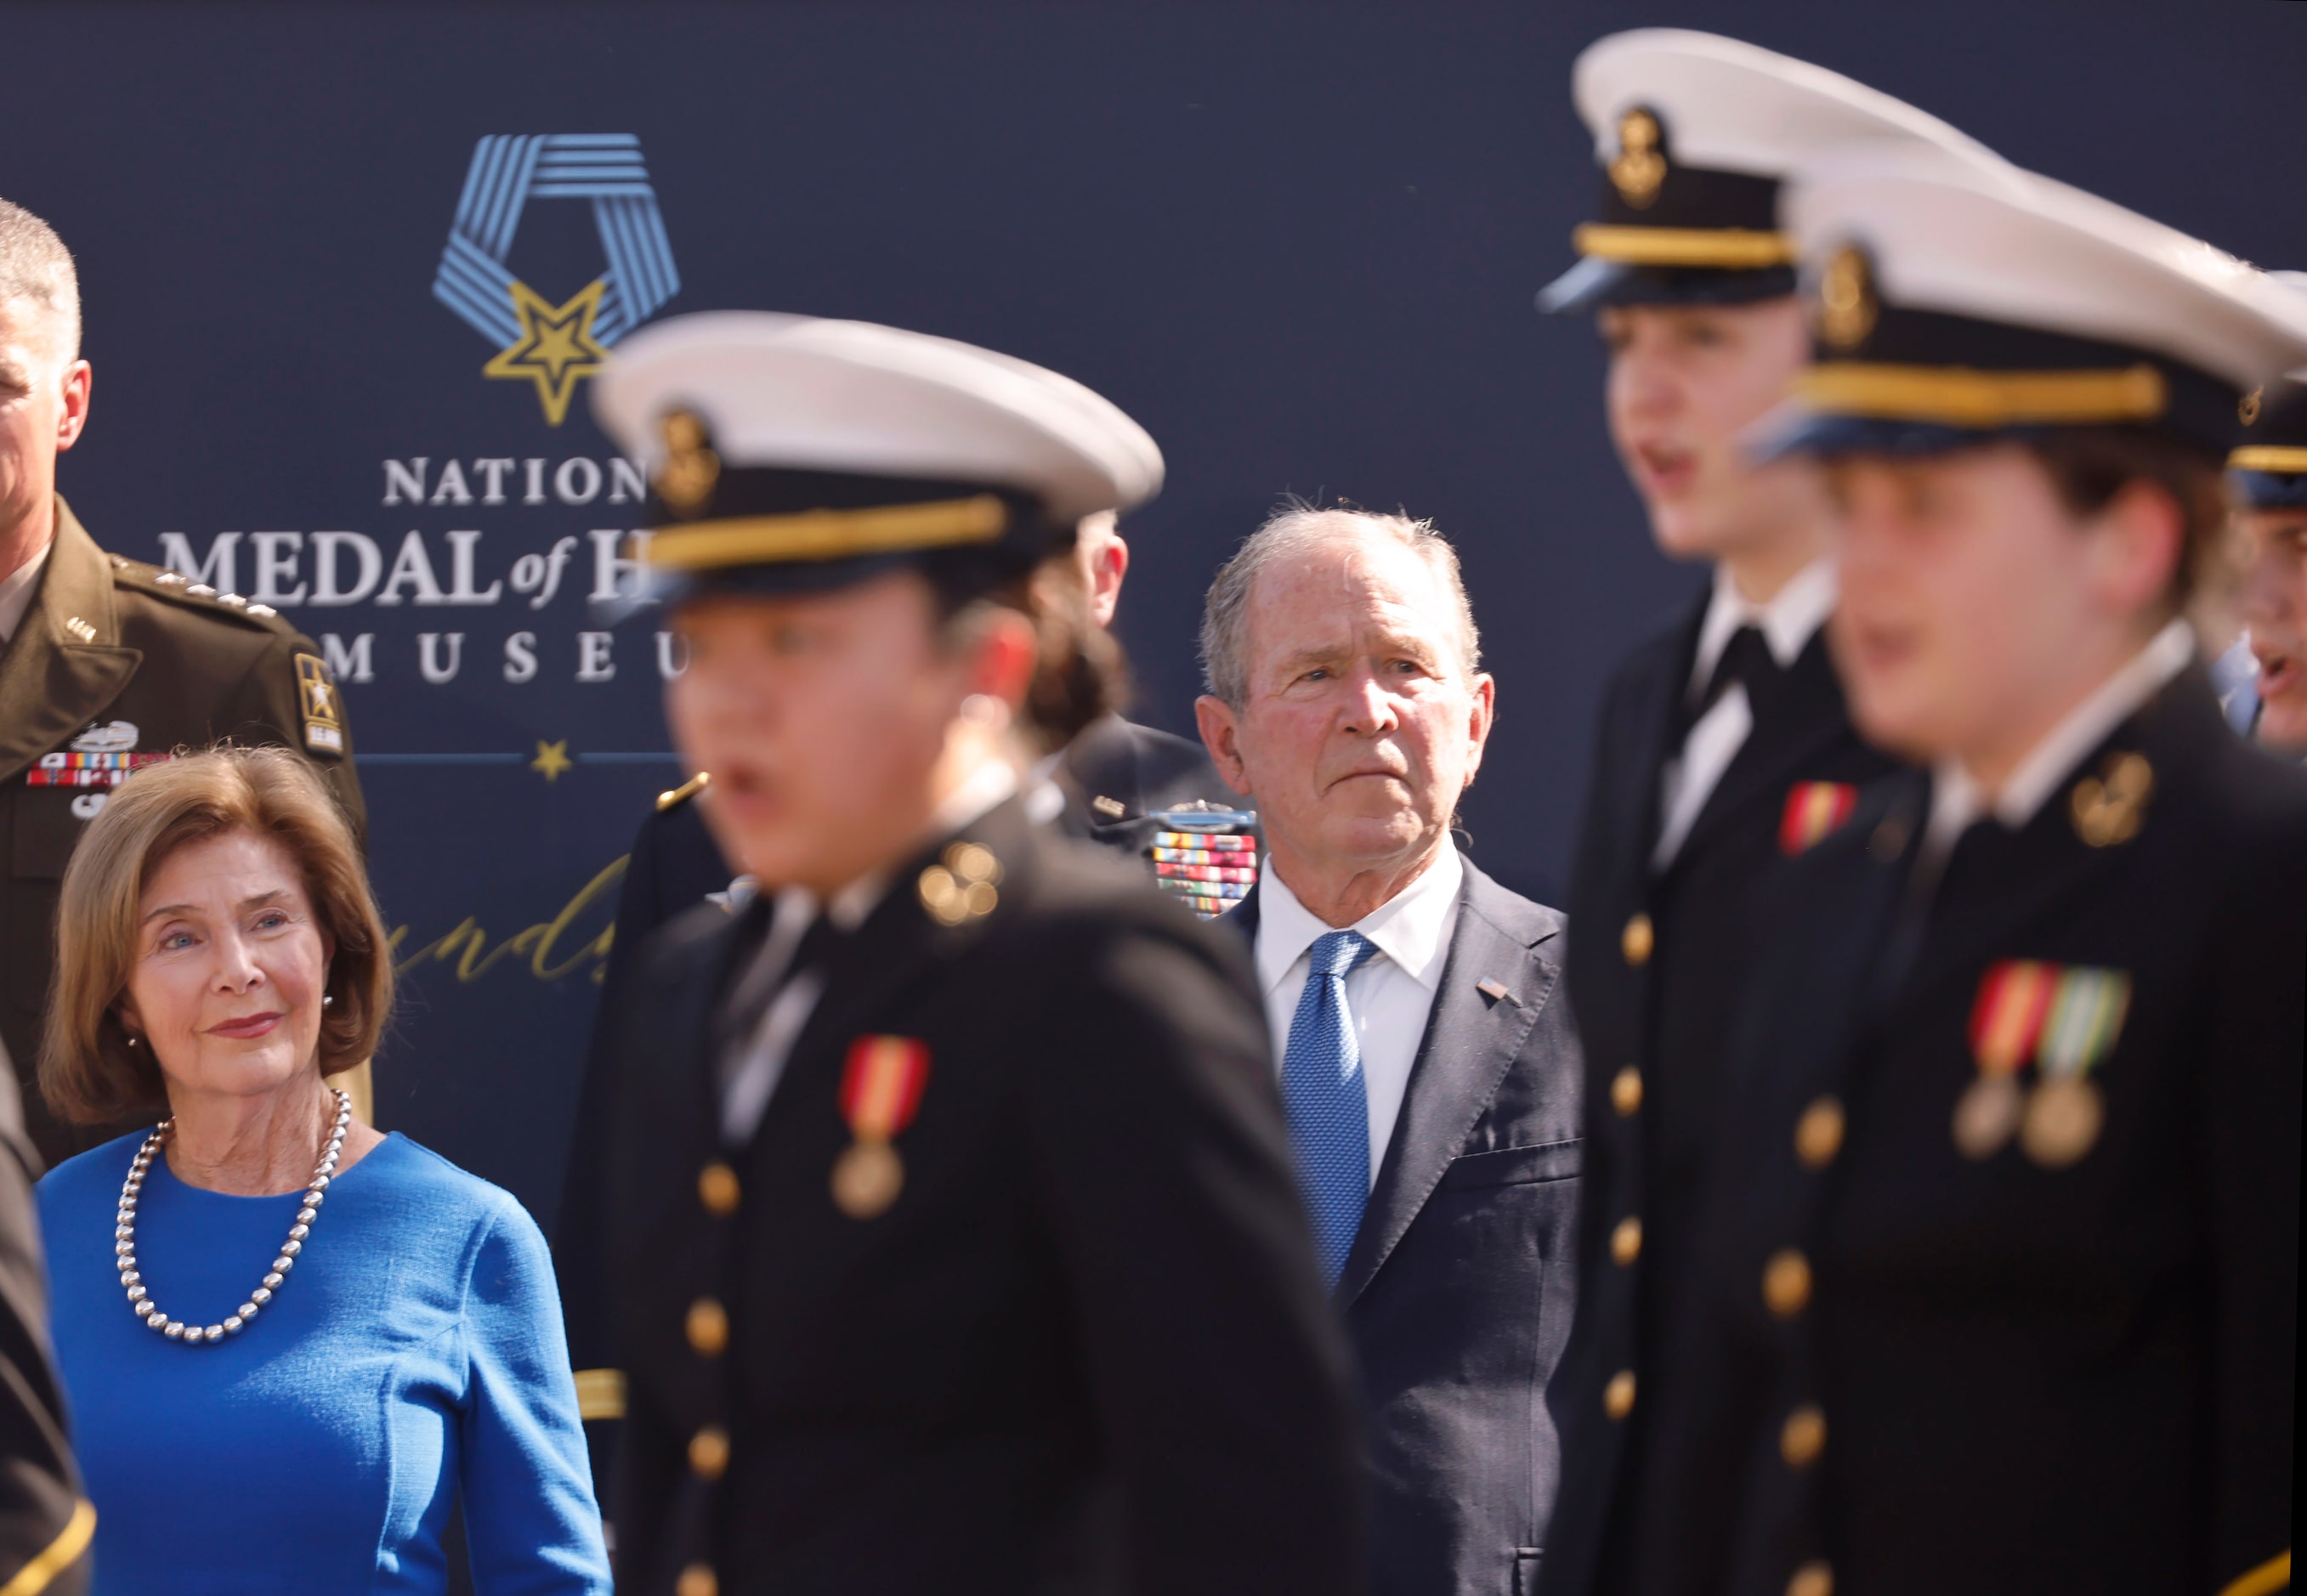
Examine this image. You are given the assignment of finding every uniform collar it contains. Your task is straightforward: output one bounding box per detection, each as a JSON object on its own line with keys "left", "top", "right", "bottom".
{"left": 1255, "top": 840, "right": 1465, "bottom": 998}
{"left": 778, "top": 755, "right": 1023, "bottom": 935}
{"left": 1689, "top": 555, "right": 1838, "bottom": 690}
{"left": 1927, "top": 617, "right": 2195, "bottom": 852}
{"left": 0, "top": 535, "right": 50, "bottom": 645}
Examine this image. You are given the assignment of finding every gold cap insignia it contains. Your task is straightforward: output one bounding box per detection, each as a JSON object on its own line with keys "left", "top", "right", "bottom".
{"left": 2070, "top": 750, "right": 2153, "bottom": 847}
{"left": 655, "top": 409, "right": 723, "bottom": 519}
{"left": 1608, "top": 109, "right": 1667, "bottom": 211}
{"left": 1814, "top": 245, "right": 1879, "bottom": 353}
{"left": 2239, "top": 386, "right": 2264, "bottom": 427}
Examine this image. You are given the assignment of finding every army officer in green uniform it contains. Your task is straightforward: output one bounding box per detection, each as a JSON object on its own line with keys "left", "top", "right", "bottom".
{"left": 0, "top": 197, "right": 366, "bottom": 1168}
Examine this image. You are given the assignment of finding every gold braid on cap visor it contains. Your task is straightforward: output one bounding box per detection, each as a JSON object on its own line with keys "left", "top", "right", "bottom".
{"left": 1572, "top": 224, "right": 1796, "bottom": 269}
{"left": 638, "top": 494, "right": 1010, "bottom": 572}
{"left": 1794, "top": 363, "right": 2169, "bottom": 429}
{"left": 2230, "top": 445, "right": 2307, "bottom": 473}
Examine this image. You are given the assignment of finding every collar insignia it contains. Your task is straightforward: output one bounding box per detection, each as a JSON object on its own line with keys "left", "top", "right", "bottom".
{"left": 2069, "top": 750, "right": 2152, "bottom": 848}
{"left": 919, "top": 840, "right": 1002, "bottom": 926}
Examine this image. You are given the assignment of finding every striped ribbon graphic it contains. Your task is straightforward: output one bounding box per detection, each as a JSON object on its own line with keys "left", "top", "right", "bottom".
{"left": 432, "top": 134, "right": 679, "bottom": 350}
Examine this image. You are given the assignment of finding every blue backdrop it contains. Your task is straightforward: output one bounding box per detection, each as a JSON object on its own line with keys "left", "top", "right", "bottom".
{"left": 8, "top": 0, "right": 2300, "bottom": 1231}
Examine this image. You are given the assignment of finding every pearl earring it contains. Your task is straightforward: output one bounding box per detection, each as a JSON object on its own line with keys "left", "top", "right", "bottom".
{"left": 322, "top": 994, "right": 334, "bottom": 1007}
{"left": 125, "top": 1034, "right": 139, "bottom": 1048}
{"left": 959, "top": 693, "right": 1011, "bottom": 729}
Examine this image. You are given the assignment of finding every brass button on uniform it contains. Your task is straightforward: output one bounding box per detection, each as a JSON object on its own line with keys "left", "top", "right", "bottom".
{"left": 1611, "top": 1216, "right": 1643, "bottom": 1266}
{"left": 1780, "top": 1403, "right": 1826, "bottom": 1469}
{"left": 1621, "top": 913, "right": 1654, "bottom": 966}
{"left": 676, "top": 1564, "right": 719, "bottom": 1596}
{"left": 698, "top": 1162, "right": 741, "bottom": 1215}
{"left": 1794, "top": 1097, "right": 1845, "bottom": 1169}
{"left": 686, "top": 1296, "right": 730, "bottom": 1356}
{"left": 1787, "top": 1559, "right": 1833, "bottom": 1596}
{"left": 689, "top": 1424, "right": 731, "bottom": 1480}
{"left": 1612, "top": 1067, "right": 1644, "bottom": 1117}
{"left": 1763, "top": 1248, "right": 1812, "bottom": 1318}
{"left": 1604, "top": 1369, "right": 1636, "bottom": 1420}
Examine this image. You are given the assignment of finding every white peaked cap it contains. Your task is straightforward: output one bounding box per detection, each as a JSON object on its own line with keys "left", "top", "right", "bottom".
{"left": 1784, "top": 151, "right": 2307, "bottom": 392}
{"left": 592, "top": 311, "right": 1165, "bottom": 524}
{"left": 1573, "top": 29, "right": 2005, "bottom": 177}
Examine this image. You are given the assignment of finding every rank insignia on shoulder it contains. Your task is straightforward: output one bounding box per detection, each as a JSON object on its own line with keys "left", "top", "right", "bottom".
{"left": 1779, "top": 782, "right": 1858, "bottom": 855}
{"left": 1957, "top": 959, "right": 2130, "bottom": 1166}
{"left": 1148, "top": 801, "right": 1258, "bottom": 919}
{"left": 294, "top": 654, "right": 346, "bottom": 756}
{"left": 831, "top": 1035, "right": 931, "bottom": 1219}
{"left": 2070, "top": 750, "right": 2151, "bottom": 847}
{"left": 656, "top": 770, "right": 710, "bottom": 811}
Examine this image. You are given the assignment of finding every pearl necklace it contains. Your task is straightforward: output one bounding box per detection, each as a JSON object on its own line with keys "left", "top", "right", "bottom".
{"left": 116, "top": 1089, "right": 352, "bottom": 1345}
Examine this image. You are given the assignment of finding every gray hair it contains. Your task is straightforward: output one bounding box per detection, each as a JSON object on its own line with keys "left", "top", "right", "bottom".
{"left": 1199, "top": 503, "right": 1482, "bottom": 707}
{"left": 0, "top": 198, "right": 81, "bottom": 363}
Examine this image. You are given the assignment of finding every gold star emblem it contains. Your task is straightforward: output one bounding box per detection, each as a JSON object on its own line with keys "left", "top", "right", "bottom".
{"left": 483, "top": 280, "right": 611, "bottom": 426}
{"left": 531, "top": 739, "right": 574, "bottom": 782}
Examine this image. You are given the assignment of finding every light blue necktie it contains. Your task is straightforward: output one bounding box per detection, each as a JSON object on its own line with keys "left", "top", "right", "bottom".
{"left": 1282, "top": 930, "right": 1379, "bottom": 1288}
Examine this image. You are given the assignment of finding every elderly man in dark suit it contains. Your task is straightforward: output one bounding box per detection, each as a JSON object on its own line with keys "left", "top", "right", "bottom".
{"left": 1197, "top": 505, "right": 1584, "bottom": 1595}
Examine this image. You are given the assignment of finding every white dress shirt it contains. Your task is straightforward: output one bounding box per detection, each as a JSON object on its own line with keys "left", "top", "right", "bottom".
{"left": 1255, "top": 841, "right": 1464, "bottom": 1186}
{"left": 0, "top": 540, "right": 52, "bottom": 646}
{"left": 718, "top": 756, "right": 1021, "bottom": 1144}
{"left": 1925, "top": 618, "right": 2195, "bottom": 860}
{"left": 1653, "top": 557, "right": 1839, "bottom": 869}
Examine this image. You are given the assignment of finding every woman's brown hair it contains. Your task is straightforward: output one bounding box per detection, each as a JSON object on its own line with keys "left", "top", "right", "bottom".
{"left": 40, "top": 744, "right": 391, "bottom": 1125}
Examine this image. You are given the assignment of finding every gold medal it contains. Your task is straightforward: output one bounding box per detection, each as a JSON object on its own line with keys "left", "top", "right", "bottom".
{"left": 831, "top": 1140, "right": 904, "bottom": 1218}
{"left": 831, "top": 1035, "right": 932, "bottom": 1219}
{"left": 1953, "top": 1073, "right": 2023, "bottom": 1160}
{"left": 2021, "top": 1077, "right": 2104, "bottom": 1169}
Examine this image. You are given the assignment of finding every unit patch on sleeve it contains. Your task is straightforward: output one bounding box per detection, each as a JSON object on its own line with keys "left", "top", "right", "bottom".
{"left": 295, "top": 653, "right": 346, "bottom": 756}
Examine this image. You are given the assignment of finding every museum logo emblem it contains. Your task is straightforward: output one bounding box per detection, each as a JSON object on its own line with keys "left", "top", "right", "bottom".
{"left": 432, "top": 134, "right": 681, "bottom": 425}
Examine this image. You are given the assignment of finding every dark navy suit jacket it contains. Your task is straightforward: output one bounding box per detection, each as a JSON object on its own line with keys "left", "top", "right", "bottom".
{"left": 1236, "top": 854, "right": 1584, "bottom": 1596}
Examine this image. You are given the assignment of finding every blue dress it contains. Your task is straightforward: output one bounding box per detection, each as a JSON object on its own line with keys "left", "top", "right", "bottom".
{"left": 37, "top": 1130, "right": 610, "bottom": 1594}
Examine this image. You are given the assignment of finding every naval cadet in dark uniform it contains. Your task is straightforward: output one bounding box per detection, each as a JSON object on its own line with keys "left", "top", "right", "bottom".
{"left": 1652, "top": 153, "right": 2305, "bottom": 1596}
{"left": 2229, "top": 369, "right": 2307, "bottom": 755}
{"left": 0, "top": 198, "right": 366, "bottom": 1169}
{"left": 587, "top": 311, "right": 1363, "bottom": 1596}
{"left": 1529, "top": 37, "right": 2005, "bottom": 1596}
{"left": 550, "top": 504, "right": 1247, "bottom": 1513}
{"left": 0, "top": 1039, "right": 88, "bottom": 1596}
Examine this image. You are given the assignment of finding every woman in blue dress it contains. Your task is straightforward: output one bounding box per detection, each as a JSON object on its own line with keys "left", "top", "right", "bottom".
{"left": 34, "top": 744, "right": 609, "bottom": 1594}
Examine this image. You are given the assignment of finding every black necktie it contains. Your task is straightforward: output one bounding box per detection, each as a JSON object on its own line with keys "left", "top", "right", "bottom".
{"left": 1682, "top": 624, "right": 1782, "bottom": 737}
{"left": 719, "top": 908, "right": 846, "bottom": 1064}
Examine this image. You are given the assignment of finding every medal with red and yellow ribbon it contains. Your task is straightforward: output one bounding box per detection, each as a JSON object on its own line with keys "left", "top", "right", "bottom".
{"left": 831, "top": 1035, "right": 932, "bottom": 1219}
{"left": 1778, "top": 781, "right": 1857, "bottom": 855}
{"left": 1957, "top": 960, "right": 2130, "bottom": 1166}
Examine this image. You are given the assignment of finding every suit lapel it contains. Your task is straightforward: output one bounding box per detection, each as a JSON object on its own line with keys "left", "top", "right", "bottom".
{"left": 0, "top": 502, "right": 140, "bottom": 784}
{"left": 1334, "top": 863, "right": 1556, "bottom": 1306}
